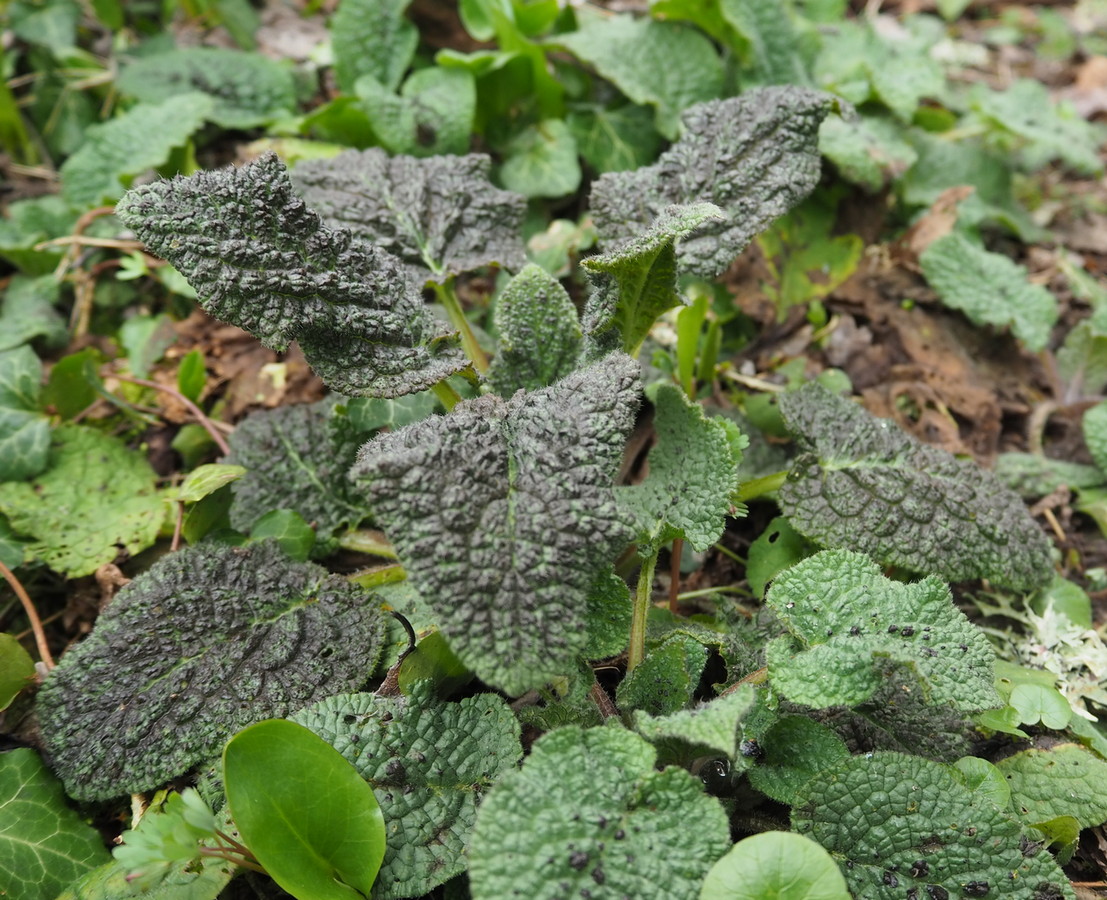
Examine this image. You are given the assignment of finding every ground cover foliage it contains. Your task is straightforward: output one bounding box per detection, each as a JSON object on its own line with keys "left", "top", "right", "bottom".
{"left": 2, "top": 0, "right": 1107, "bottom": 897}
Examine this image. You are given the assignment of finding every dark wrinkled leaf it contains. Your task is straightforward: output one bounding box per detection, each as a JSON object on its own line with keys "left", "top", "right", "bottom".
{"left": 292, "top": 148, "right": 527, "bottom": 282}
{"left": 590, "top": 88, "right": 837, "bottom": 278}
{"left": 350, "top": 354, "right": 641, "bottom": 695}
{"left": 36, "top": 542, "right": 386, "bottom": 800}
{"left": 116, "top": 152, "right": 467, "bottom": 398}
{"left": 778, "top": 382, "right": 1053, "bottom": 590}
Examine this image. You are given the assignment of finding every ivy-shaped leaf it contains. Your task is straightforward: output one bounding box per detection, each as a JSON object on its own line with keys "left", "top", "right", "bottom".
{"left": 581, "top": 203, "right": 724, "bottom": 356}
{"left": 618, "top": 383, "right": 737, "bottom": 552}
{"left": 292, "top": 147, "right": 527, "bottom": 282}
{"left": 590, "top": 88, "right": 837, "bottom": 278}
{"left": 469, "top": 726, "right": 731, "bottom": 900}
{"left": 792, "top": 752, "right": 1076, "bottom": 899}
{"left": 0, "top": 345, "right": 50, "bottom": 482}
{"left": 60, "top": 93, "right": 214, "bottom": 208}
{"left": 920, "top": 232, "right": 1058, "bottom": 352}
{"left": 116, "top": 152, "right": 467, "bottom": 398}
{"left": 117, "top": 47, "right": 295, "bottom": 129}
{"left": 35, "top": 541, "right": 386, "bottom": 801}
{"left": 777, "top": 382, "right": 1054, "bottom": 590}
{"left": 0, "top": 424, "right": 164, "bottom": 577}
{"left": 0, "top": 749, "right": 111, "bottom": 900}
{"left": 291, "top": 681, "right": 522, "bottom": 899}
{"left": 487, "top": 263, "right": 583, "bottom": 398}
{"left": 350, "top": 354, "right": 641, "bottom": 695}
{"left": 225, "top": 398, "right": 372, "bottom": 544}
{"left": 996, "top": 744, "right": 1107, "bottom": 830}
{"left": 764, "top": 549, "right": 999, "bottom": 713}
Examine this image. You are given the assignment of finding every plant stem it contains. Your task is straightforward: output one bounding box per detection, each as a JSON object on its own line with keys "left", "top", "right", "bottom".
{"left": 431, "top": 379, "right": 462, "bottom": 411}
{"left": 113, "top": 374, "right": 231, "bottom": 456}
{"left": 0, "top": 560, "right": 54, "bottom": 670}
{"left": 338, "top": 529, "right": 398, "bottom": 559}
{"left": 735, "top": 469, "right": 788, "bottom": 503}
{"left": 434, "top": 278, "right": 489, "bottom": 373}
{"left": 627, "top": 550, "right": 658, "bottom": 673}
{"left": 347, "top": 564, "right": 407, "bottom": 590}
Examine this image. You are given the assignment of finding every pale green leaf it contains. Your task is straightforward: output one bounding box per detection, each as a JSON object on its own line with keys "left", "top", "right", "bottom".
{"left": 332, "top": 0, "right": 417, "bottom": 93}
{"left": 0, "top": 275, "right": 66, "bottom": 351}
{"left": 0, "top": 424, "right": 164, "bottom": 576}
{"left": 35, "top": 541, "right": 386, "bottom": 800}
{"left": 469, "top": 726, "right": 731, "bottom": 900}
{"left": 61, "top": 93, "right": 214, "bottom": 207}
{"left": 1084, "top": 401, "right": 1107, "bottom": 474}
{"left": 953, "top": 756, "right": 1011, "bottom": 810}
{"left": 793, "top": 752, "right": 1075, "bottom": 899}
{"left": 765, "top": 549, "right": 999, "bottom": 712}
{"left": 499, "top": 119, "right": 582, "bottom": 199}
{"left": 920, "top": 232, "right": 1058, "bottom": 352}
{"left": 566, "top": 103, "right": 662, "bottom": 173}
{"left": 633, "top": 685, "right": 755, "bottom": 761}
{"left": 996, "top": 744, "right": 1107, "bottom": 829}
{"left": 357, "top": 66, "right": 475, "bottom": 157}
{"left": 176, "top": 464, "right": 246, "bottom": 504}
{"left": 0, "top": 344, "right": 50, "bottom": 482}
{"left": 818, "top": 114, "right": 917, "bottom": 192}
{"left": 0, "top": 633, "right": 35, "bottom": 710}
{"left": 699, "top": 832, "right": 851, "bottom": 900}
{"left": 719, "top": 0, "right": 808, "bottom": 86}
{"left": 292, "top": 681, "right": 522, "bottom": 900}
{"left": 0, "top": 749, "right": 110, "bottom": 900}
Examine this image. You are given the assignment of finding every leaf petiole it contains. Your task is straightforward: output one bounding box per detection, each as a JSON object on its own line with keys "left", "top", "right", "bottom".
{"left": 434, "top": 277, "right": 489, "bottom": 373}
{"left": 627, "top": 550, "right": 659, "bottom": 672}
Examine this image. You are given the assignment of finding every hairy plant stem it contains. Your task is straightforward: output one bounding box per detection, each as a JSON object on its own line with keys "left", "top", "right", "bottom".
{"left": 627, "top": 551, "right": 659, "bottom": 673}
{"left": 735, "top": 469, "right": 787, "bottom": 503}
{"left": 434, "top": 278, "right": 489, "bottom": 373}
{"left": 431, "top": 379, "right": 462, "bottom": 411}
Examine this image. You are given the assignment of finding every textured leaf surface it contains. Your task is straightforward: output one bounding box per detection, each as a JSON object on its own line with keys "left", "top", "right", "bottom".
{"left": 745, "top": 716, "right": 849, "bottom": 806}
{"left": 558, "top": 15, "right": 723, "bottom": 140}
{"left": 633, "top": 685, "right": 754, "bottom": 761}
{"left": 700, "top": 832, "right": 851, "bottom": 900}
{"left": 293, "top": 147, "right": 527, "bottom": 281}
{"left": 619, "top": 383, "right": 737, "bottom": 551}
{"left": 0, "top": 344, "right": 50, "bottom": 481}
{"left": 226, "top": 398, "right": 372, "bottom": 541}
{"left": 0, "top": 424, "right": 164, "bottom": 576}
{"left": 487, "top": 263, "right": 582, "bottom": 397}
{"left": 469, "top": 726, "right": 730, "bottom": 900}
{"left": 616, "top": 633, "right": 708, "bottom": 716}
{"left": 0, "top": 274, "right": 66, "bottom": 352}
{"left": 1084, "top": 401, "right": 1107, "bottom": 474}
{"left": 499, "top": 119, "right": 582, "bottom": 199}
{"left": 331, "top": 0, "right": 417, "bottom": 93}
{"left": 357, "top": 66, "right": 476, "bottom": 157}
{"left": 765, "top": 550, "right": 998, "bottom": 711}
{"left": 720, "top": 0, "right": 808, "bottom": 86}
{"left": 292, "top": 681, "right": 521, "bottom": 900}
{"left": 590, "top": 88, "right": 836, "bottom": 278}
{"left": 116, "top": 152, "right": 466, "bottom": 397}
{"left": 567, "top": 104, "right": 661, "bottom": 174}
{"left": 920, "top": 232, "right": 1058, "bottom": 352}
{"left": 0, "top": 749, "right": 110, "bottom": 900}
{"left": 996, "top": 744, "right": 1107, "bottom": 829}
{"left": 59, "top": 855, "right": 234, "bottom": 900}
{"left": 117, "top": 47, "right": 295, "bottom": 128}
{"left": 819, "top": 114, "right": 917, "bottom": 192}
{"left": 35, "top": 541, "right": 386, "bottom": 800}
{"left": 60, "top": 93, "right": 213, "bottom": 207}
{"left": 777, "top": 382, "right": 1054, "bottom": 590}
{"left": 792, "top": 752, "right": 1075, "bottom": 899}
{"left": 352, "top": 354, "right": 640, "bottom": 694}
{"left": 582, "top": 203, "right": 724, "bottom": 356}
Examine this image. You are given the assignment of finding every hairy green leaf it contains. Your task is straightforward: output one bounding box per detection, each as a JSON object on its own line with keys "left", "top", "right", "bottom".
{"left": 1084, "top": 401, "right": 1107, "bottom": 474}
{"left": 633, "top": 685, "right": 755, "bottom": 761}
{"left": 619, "top": 383, "right": 737, "bottom": 551}
{"left": 116, "top": 152, "right": 467, "bottom": 397}
{"left": 350, "top": 354, "right": 641, "bottom": 694}
{"left": 117, "top": 48, "right": 295, "bottom": 128}
{"left": 0, "top": 344, "right": 50, "bottom": 482}
{"left": 60, "top": 850, "right": 235, "bottom": 900}
{"left": 487, "top": 263, "right": 582, "bottom": 397}
{"left": 997, "top": 744, "right": 1107, "bottom": 830}
{"left": 566, "top": 103, "right": 662, "bottom": 173}
{"left": 590, "top": 88, "right": 837, "bottom": 278}
{"left": 331, "top": 0, "right": 417, "bottom": 93}
{"left": 777, "top": 382, "right": 1054, "bottom": 590}
{"left": 818, "top": 114, "right": 917, "bottom": 192}
{"left": 499, "top": 118, "right": 582, "bottom": 199}
{"left": 720, "top": 0, "right": 808, "bottom": 86}
{"left": 226, "top": 398, "right": 372, "bottom": 543}
{"left": 995, "top": 452, "right": 1106, "bottom": 498}
{"left": 292, "top": 148, "right": 527, "bottom": 281}
{"left": 0, "top": 275, "right": 66, "bottom": 351}
{"left": 745, "top": 716, "right": 849, "bottom": 806}
{"left": 292, "top": 681, "right": 522, "bottom": 900}
{"left": 582, "top": 203, "right": 724, "bottom": 356}
{"left": 36, "top": 541, "right": 386, "bottom": 800}
{"left": 765, "top": 550, "right": 999, "bottom": 712}
{"left": 357, "top": 66, "right": 476, "bottom": 157}
{"left": 616, "top": 633, "right": 707, "bottom": 716}
{"left": 60, "top": 93, "right": 214, "bottom": 207}
{"left": 0, "top": 749, "right": 110, "bottom": 900}
{"left": 224, "top": 719, "right": 385, "bottom": 900}
{"left": 583, "top": 567, "right": 633, "bottom": 660}
{"left": 920, "top": 232, "right": 1058, "bottom": 352}
{"left": 700, "top": 831, "right": 851, "bottom": 900}
{"left": 792, "top": 752, "right": 1076, "bottom": 899}
{"left": 469, "top": 726, "right": 730, "bottom": 900}
{"left": 0, "top": 424, "right": 164, "bottom": 576}
{"left": 0, "top": 195, "right": 75, "bottom": 276}
{"left": 558, "top": 14, "right": 723, "bottom": 140}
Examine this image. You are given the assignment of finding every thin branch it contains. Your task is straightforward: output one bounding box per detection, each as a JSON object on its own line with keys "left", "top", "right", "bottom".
{"left": 112, "top": 374, "right": 231, "bottom": 456}
{"left": 0, "top": 560, "right": 54, "bottom": 669}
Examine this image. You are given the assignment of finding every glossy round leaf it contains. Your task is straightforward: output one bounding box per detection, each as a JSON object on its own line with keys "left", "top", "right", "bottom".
{"left": 223, "top": 719, "right": 386, "bottom": 900}
{"left": 699, "top": 832, "right": 851, "bottom": 900}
